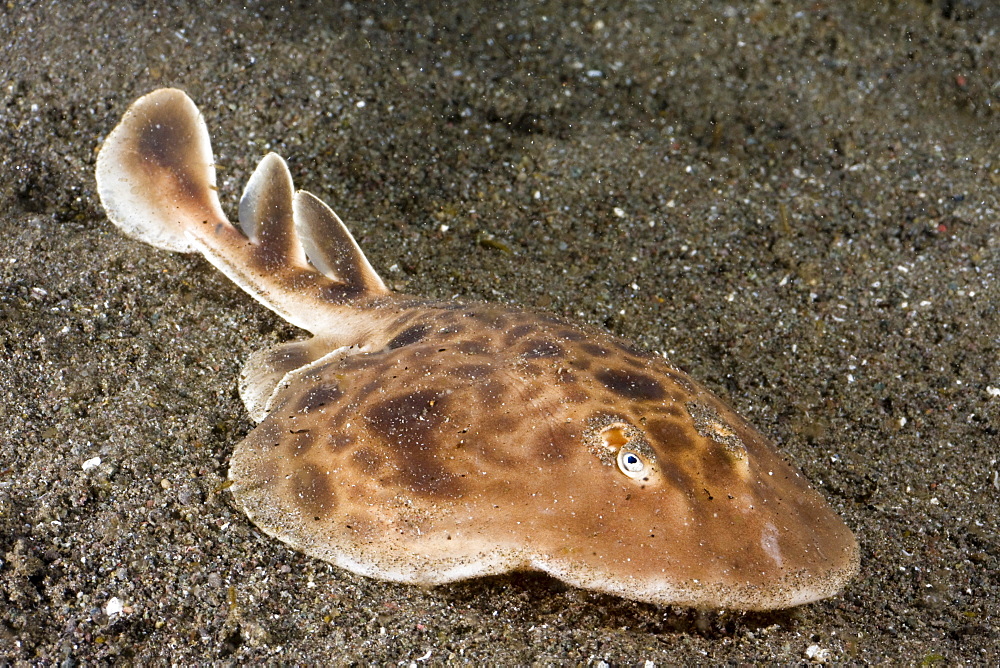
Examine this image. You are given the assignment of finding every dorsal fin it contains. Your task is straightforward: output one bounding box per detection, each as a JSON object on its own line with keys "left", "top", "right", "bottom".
{"left": 293, "top": 190, "right": 388, "bottom": 295}
{"left": 238, "top": 153, "right": 309, "bottom": 270}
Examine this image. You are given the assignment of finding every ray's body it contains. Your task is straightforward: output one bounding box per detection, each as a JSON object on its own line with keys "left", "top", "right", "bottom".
{"left": 96, "top": 89, "right": 858, "bottom": 611}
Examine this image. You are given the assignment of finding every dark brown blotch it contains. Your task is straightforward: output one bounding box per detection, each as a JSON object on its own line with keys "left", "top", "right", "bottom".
{"left": 387, "top": 324, "right": 431, "bottom": 349}
{"left": 490, "top": 413, "right": 520, "bottom": 434}
{"left": 247, "top": 244, "right": 286, "bottom": 272}
{"left": 700, "top": 439, "right": 749, "bottom": 486}
{"left": 504, "top": 323, "right": 534, "bottom": 345}
{"left": 136, "top": 98, "right": 203, "bottom": 200}
{"left": 455, "top": 339, "right": 493, "bottom": 355}
{"left": 242, "top": 458, "right": 279, "bottom": 491}
{"left": 646, "top": 417, "right": 698, "bottom": 454}
{"left": 265, "top": 344, "right": 314, "bottom": 371}
{"left": 352, "top": 446, "right": 385, "bottom": 475}
{"left": 648, "top": 404, "right": 685, "bottom": 418}
{"left": 318, "top": 279, "right": 365, "bottom": 304}
{"left": 366, "top": 389, "right": 446, "bottom": 437}
{"left": 556, "top": 368, "right": 578, "bottom": 384}
{"left": 476, "top": 379, "right": 507, "bottom": 404}
{"left": 521, "top": 340, "right": 564, "bottom": 359}
{"left": 660, "top": 455, "right": 697, "bottom": 499}
{"left": 364, "top": 390, "right": 463, "bottom": 497}
{"left": 400, "top": 455, "right": 462, "bottom": 497}
{"left": 290, "top": 463, "right": 335, "bottom": 518}
{"left": 450, "top": 363, "right": 494, "bottom": 380}
{"left": 462, "top": 310, "right": 508, "bottom": 329}
{"left": 519, "top": 362, "right": 543, "bottom": 377}
{"left": 534, "top": 421, "right": 578, "bottom": 461}
{"left": 580, "top": 343, "right": 610, "bottom": 357}
{"left": 612, "top": 339, "right": 655, "bottom": 360}
{"left": 294, "top": 383, "right": 343, "bottom": 413}
{"left": 556, "top": 328, "right": 589, "bottom": 342}
{"left": 595, "top": 368, "right": 666, "bottom": 401}
{"left": 325, "top": 432, "right": 356, "bottom": 452}
{"left": 340, "top": 353, "right": 382, "bottom": 371}
{"left": 562, "top": 386, "right": 591, "bottom": 403}
{"left": 290, "top": 430, "right": 317, "bottom": 456}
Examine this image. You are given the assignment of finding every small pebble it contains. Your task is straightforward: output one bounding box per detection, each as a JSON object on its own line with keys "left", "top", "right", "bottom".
{"left": 105, "top": 597, "right": 123, "bottom": 617}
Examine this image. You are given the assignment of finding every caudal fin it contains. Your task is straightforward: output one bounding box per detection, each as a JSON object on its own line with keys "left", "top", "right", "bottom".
{"left": 96, "top": 88, "right": 391, "bottom": 337}
{"left": 96, "top": 88, "right": 227, "bottom": 252}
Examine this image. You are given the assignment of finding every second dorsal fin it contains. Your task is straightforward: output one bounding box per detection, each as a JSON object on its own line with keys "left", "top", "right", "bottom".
{"left": 293, "top": 190, "right": 388, "bottom": 295}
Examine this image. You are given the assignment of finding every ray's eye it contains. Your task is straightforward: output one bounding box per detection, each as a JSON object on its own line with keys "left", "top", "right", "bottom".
{"left": 617, "top": 448, "right": 646, "bottom": 478}
{"left": 593, "top": 421, "right": 655, "bottom": 480}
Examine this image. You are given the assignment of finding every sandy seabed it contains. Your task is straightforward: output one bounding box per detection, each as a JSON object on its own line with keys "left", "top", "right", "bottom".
{"left": 1, "top": 1, "right": 998, "bottom": 664}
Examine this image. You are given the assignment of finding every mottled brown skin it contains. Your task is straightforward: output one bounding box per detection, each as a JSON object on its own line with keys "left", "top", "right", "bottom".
{"left": 230, "top": 301, "right": 859, "bottom": 609}
{"left": 97, "top": 89, "right": 859, "bottom": 611}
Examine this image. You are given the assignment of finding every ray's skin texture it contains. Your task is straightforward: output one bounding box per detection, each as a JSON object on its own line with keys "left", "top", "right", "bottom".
{"left": 96, "top": 89, "right": 859, "bottom": 611}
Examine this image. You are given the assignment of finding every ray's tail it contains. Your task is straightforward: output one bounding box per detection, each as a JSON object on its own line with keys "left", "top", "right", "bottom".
{"left": 95, "top": 88, "right": 389, "bottom": 335}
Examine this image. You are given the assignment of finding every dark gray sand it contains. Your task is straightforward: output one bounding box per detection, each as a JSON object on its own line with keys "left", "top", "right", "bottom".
{"left": 2, "top": 0, "right": 998, "bottom": 663}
